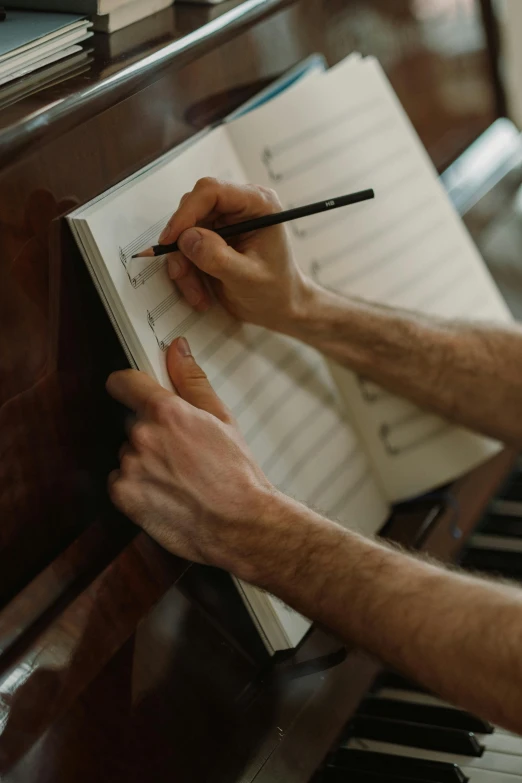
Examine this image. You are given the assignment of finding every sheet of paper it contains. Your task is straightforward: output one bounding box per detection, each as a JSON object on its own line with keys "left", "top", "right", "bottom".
{"left": 72, "top": 126, "right": 388, "bottom": 648}
{"left": 227, "top": 56, "right": 512, "bottom": 501}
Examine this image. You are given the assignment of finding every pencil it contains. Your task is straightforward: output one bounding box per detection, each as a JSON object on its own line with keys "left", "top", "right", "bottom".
{"left": 131, "top": 188, "right": 375, "bottom": 258}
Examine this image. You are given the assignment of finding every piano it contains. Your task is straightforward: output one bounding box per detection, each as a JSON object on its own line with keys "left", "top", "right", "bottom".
{"left": 317, "top": 461, "right": 522, "bottom": 783}
{"left": 1, "top": 1, "right": 520, "bottom": 781}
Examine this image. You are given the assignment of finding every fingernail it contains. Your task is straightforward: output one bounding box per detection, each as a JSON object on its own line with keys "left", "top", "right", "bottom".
{"left": 177, "top": 337, "right": 192, "bottom": 357}
{"left": 168, "top": 257, "right": 181, "bottom": 278}
{"left": 159, "top": 221, "right": 171, "bottom": 242}
{"left": 184, "top": 286, "right": 201, "bottom": 306}
{"left": 178, "top": 228, "right": 202, "bottom": 256}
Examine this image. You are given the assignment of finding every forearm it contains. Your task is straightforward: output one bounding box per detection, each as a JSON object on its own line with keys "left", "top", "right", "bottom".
{"left": 239, "top": 490, "right": 522, "bottom": 733}
{"left": 285, "top": 282, "right": 522, "bottom": 445}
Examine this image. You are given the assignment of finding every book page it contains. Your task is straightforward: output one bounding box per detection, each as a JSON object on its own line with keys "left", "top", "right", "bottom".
{"left": 227, "top": 56, "right": 512, "bottom": 501}
{"left": 70, "top": 126, "right": 388, "bottom": 648}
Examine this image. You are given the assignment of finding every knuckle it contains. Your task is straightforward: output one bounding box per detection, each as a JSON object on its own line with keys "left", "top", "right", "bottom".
{"left": 213, "top": 245, "right": 232, "bottom": 268}
{"left": 256, "top": 185, "right": 281, "bottom": 211}
{"left": 146, "top": 393, "right": 177, "bottom": 424}
{"left": 118, "top": 442, "right": 130, "bottom": 462}
{"left": 195, "top": 246, "right": 218, "bottom": 274}
{"left": 168, "top": 253, "right": 188, "bottom": 278}
{"left": 120, "top": 451, "right": 138, "bottom": 475}
{"left": 195, "top": 176, "right": 218, "bottom": 192}
{"left": 130, "top": 421, "right": 153, "bottom": 451}
{"left": 109, "top": 476, "right": 128, "bottom": 509}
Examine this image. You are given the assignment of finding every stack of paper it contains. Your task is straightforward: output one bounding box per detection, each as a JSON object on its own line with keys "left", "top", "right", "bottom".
{"left": 0, "top": 11, "right": 92, "bottom": 86}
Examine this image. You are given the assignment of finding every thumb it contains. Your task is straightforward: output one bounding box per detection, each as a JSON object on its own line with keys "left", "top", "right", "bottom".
{"left": 177, "top": 227, "right": 241, "bottom": 279}
{"left": 167, "top": 337, "right": 232, "bottom": 424}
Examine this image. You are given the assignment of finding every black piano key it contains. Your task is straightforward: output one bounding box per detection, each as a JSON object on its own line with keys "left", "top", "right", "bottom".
{"left": 329, "top": 748, "right": 467, "bottom": 783}
{"left": 350, "top": 715, "right": 484, "bottom": 756}
{"left": 358, "top": 697, "right": 493, "bottom": 734}
{"left": 498, "top": 475, "right": 522, "bottom": 502}
{"left": 460, "top": 548, "right": 522, "bottom": 578}
{"left": 323, "top": 769, "right": 444, "bottom": 783}
{"left": 481, "top": 513, "right": 522, "bottom": 538}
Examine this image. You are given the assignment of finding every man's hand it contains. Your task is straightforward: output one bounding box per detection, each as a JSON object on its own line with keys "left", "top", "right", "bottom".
{"left": 106, "top": 337, "right": 276, "bottom": 575}
{"left": 159, "top": 178, "right": 312, "bottom": 332}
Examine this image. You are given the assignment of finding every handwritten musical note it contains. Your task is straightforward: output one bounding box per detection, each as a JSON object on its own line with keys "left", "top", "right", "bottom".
{"left": 147, "top": 291, "right": 182, "bottom": 328}
{"left": 158, "top": 311, "right": 203, "bottom": 351}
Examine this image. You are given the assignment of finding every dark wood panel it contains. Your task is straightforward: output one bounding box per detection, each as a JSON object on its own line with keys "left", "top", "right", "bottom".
{"left": 0, "top": 535, "right": 188, "bottom": 773}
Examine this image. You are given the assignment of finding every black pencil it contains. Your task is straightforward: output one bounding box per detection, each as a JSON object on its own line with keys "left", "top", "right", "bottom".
{"left": 131, "top": 188, "right": 375, "bottom": 258}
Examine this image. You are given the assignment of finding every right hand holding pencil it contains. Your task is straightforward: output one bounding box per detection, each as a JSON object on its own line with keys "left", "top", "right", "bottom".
{"left": 159, "top": 178, "right": 312, "bottom": 331}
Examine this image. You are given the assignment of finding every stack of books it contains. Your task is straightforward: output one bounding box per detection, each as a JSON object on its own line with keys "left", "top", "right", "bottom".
{"left": 6, "top": 0, "right": 177, "bottom": 33}
{"left": 0, "top": 10, "right": 92, "bottom": 86}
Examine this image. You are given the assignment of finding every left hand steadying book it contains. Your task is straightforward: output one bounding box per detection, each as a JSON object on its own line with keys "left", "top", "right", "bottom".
{"left": 106, "top": 178, "right": 522, "bottom": 735}
{"left": 106, "top": 334, "right": 276, "bottom": 576}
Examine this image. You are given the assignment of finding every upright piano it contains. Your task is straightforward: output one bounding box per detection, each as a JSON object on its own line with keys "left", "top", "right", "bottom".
{"left": 1, "top": 1, "right": 521, "bottom": 781}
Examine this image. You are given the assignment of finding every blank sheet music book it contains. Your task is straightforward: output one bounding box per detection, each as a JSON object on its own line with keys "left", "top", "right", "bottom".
{"left": 68, "top": 54, "right": 511, "bottom": 652}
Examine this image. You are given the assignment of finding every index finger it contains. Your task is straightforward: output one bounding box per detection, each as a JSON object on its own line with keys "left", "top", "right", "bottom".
{"left": 106, "top": 369, "right": 173, "bottom": 416}
{"left": 160, "top": 179, "right": 278, "bottom": 246}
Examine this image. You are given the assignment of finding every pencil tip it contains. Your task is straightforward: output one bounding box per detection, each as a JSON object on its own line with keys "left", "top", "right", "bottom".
{"left": 132, "top": 248, "right": 154, "bottom": 258}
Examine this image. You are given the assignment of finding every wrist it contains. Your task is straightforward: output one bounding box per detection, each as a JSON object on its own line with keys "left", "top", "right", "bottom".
{"left": 280, "top": 276, "right": 347, "bottom": 341}
{"left": 227, "top": 486, "right": 349, "bottom": 599}
{"left": 223, "top": 485, "right": 292, "bottom": 584}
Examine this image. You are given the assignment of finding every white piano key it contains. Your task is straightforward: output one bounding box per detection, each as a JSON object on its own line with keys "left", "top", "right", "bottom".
{"left": 479, "top": 732, "right": 522, "bottom": 755}
{"left": 496, "top": 727, "right": 522, "bottom": 738}
{"left": 469, "top": 534, "right": 522, "bottom": 553}
{"left": 465, "top": 769, "right": 522, "bottom": 783}
{"left": 491, "top": 499, "right": 522, "bottom": 517}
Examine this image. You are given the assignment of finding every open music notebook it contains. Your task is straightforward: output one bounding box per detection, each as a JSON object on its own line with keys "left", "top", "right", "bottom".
{"left": 69, "top": 54, "right": 512, "bottom": 653}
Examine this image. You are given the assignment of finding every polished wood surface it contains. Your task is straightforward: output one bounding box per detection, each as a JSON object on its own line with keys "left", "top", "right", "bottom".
{"left": 0, "top": 0, "right": 500, "bottom": 171}
{"left": 0, "top": 1, "right": 515, "bottom": 781}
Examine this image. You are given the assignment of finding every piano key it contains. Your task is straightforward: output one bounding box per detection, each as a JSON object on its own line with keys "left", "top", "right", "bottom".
{"left": 467, "top": 770, "right": 522, "bottom": 783}
{"left": 359, "top": 696, "right": 494, "bottom": 734}
{"left": 480, "top": 732, "right": 522, "bottom": 755}
{"left": 350, "top": 716, "right": 484, "bottom": 756}
{"left": 337, "top": 762, "right": 520, "bottom": 783}
{"left": 345, "top": 738, "right": 522, "bottom": 776}
{"left": 375, "top": 686, "right": 522, "bottom": 742}
{"left": 375, "top": 688, "right": 465, "bottom": 710}
{"left": 468, "top": 534, "right": 522, "bottom": 553}
{"left": 497, "top": 476, "right": 522, "bottom": 503}
{"left": 459, "top": 547, "right": 522, "bottom": 578}
{"left": 323, "top": 769, "right": 442, "bottom": 783}
{"left": 373, "top": 673, "right": 522, "bottom": 736}
{"left": 480, "top": 514, "right": 522, "bottom": 538}
{"left": 328, "top": 747, "right": 467, "bottom": 783}
{"left": 490, "top": 499, "right": 522, "bottom": 518}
